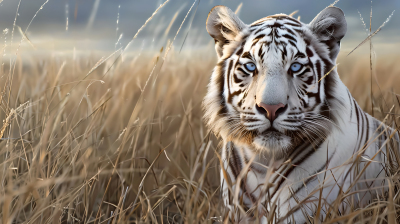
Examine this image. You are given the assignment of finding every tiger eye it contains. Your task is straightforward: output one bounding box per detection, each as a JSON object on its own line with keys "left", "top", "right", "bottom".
{"left": 290, "top": 63, "right": 303, "bottom": 72}
{"left": 245, "top": 62, "right": 256, "bottom": 72}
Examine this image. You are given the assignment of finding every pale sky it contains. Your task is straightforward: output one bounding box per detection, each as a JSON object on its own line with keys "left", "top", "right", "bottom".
{"left": 0, "top": 0, "right": 398, "bottom": 53}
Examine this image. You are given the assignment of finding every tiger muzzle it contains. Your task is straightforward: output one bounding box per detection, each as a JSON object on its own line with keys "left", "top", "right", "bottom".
{"left": 256, "top": 102, "right": 287, "bottom": 122}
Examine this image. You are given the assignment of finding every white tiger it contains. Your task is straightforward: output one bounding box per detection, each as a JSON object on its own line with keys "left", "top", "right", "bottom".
{"left": 203, "top": 5, "right": 400, "bottom": 223}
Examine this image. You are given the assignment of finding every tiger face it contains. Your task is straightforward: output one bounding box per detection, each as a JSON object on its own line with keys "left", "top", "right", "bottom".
{"left": 203, "top": 6, "right": 347, "bottom": 159}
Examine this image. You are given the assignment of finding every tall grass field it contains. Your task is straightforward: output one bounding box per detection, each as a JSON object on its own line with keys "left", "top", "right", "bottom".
{"left": 0, "top": 1, "right": 399, "bottom": 223}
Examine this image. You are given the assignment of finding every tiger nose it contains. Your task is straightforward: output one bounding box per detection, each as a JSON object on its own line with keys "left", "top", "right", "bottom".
{"left": 256, "top": 102, "right": 287, "bottom": 122}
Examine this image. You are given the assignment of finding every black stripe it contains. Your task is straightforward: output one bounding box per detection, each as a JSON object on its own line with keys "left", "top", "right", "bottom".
{"left": 258, "top": 45, "right": 264, "bottom": 58}
{"left": 243, "top": 154, "right": 267, "bottom": 174}
{"left": 272, "top": 26, "right": 280, "bottom": 39}
{"left": 283, "top": 27, "right": 297, "bottom": 36}
{"left": 236, "top": 42, "right": 245, "bottom": 56}
{"left": 284, "top": 22, "right": 302, "bottom": 27}
{"left": 228, "top": 90, "right": 243, "bottom": 104}
{"left": 293, "top": 141, "right": 324, "bottom": 166}
{"left": 242, "top": 112, "right": 256, "bottom": 116}
{"left": 216, "top": 61, "right": 228, "bottom": 116}
{"left": 242, "top": 52, "right": 253, "bottom": 60}
{"left": 252, "top": 34, "right": 266, "bottom": 45}
{"left": 354, "top": 100, "right": 360, "bottom": 149}
{"left": 282, "top": 34, "right": 297, "bottom": 43}
{"left": 239, "top": 150, "right": 259, "bottom": 204}
{"left": 281, "top": 48, "right": 286, "bottom": 61}
{"left": 271, "top": 142, "right": 313, "bottom": 184}
{"left": 260, "top": 49, "right": 266, "bottom": 60}
{"left": 296, "top": 68, "right": 314, "bottom": 78}
{"left": 288, "top": 40, "right": 297, "bottom": 47}
{"left": 315, "top": 60, "right": 322, "bottom": 84}
{"left": 291, "top": 152, "right": 333, "bottom": 197}
{"left": 305, "top": 60, "right": 322, "bottom": 108}
{"left": 282, "top": 44, "right": 288, "bottom": 57}
{"left": 317, "top": 60, "right": 323, "bottom": 102}
{"left": 321, "top": 56, "right": 344, "bottom": 121}
{"left": 347, "top": 90, "right": 353, "bottom": 120}
{"left": 238, "top": 98, "right": 244, "bottom": 107}
{"left": 306, "top": 47, "right": 314, "bottom": 57}
{"left": 253, "top": 28, "right": 265, "bottom": 35}
{"left": 283, "top": 119, "right": 300, "bottom": 123}
{"left": 303, "top": 76, "right": 314, "bottom": 86}
{"left": 266, "top": 22, "right": 283, "bottom": 29}
{"left": 237, "top": 68, "right": 250, "bottom": 76}
{"left": 295, "top": 52, "right": 306, "bottom": 59}
{"left": 228, "top": 143, "right": 241, "bottom": 177}
{"left": 287, "top": 147, "right": 337, "bottom": 206}
{"left": 233, "top": 73, "right": 244, "bottom": 83}
{"left": 292, "top": 28, "right": 303, "bottom": 33}
{"left": 243, "top": 118, "right": 260, "bottom": 123}
{"left": 282, "top": 17, "right": 302, "bottom": 25}
{"left": 270, "top": 145, "right": 317, "bottom": 199}
{"left": 358, "top": 106, "right": 365, "bottom": 151}
{"left": 363, "top": 112, "right": 370, "bottom": 150}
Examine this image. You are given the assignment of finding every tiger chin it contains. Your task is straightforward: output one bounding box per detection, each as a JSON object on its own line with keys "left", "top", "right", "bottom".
{"left": 252, "top": 132, "right": 293, "bottom": 158}
{"left": 203, "top": 4, "right": 399, "bottom": 224}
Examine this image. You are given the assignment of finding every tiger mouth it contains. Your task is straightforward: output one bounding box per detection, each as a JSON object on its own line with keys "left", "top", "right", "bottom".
{"left": 260, "top": 127, "right": 295, "bottom": 141}
{"left": 261, "top": 127, "right": 283, "bottom": 135}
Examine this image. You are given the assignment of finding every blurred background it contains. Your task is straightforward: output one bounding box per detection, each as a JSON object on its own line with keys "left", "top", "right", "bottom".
{"left": 0, "top": 0, "right": 398, "bottom": 54}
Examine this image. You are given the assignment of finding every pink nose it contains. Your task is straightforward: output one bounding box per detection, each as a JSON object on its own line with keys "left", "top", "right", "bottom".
{"left": 256, "top": 102, "right": 286, "bottom": 122}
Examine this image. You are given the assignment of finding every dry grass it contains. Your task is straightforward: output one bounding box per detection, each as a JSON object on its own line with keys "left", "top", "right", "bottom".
{"left": 0, "top": 48, "right": 226, "bottom": 223}
{"left": 0, "top": 3, "right": 400, "bottom": 224}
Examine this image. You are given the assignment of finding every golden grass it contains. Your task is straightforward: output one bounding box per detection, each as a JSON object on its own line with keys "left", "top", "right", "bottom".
{"left": 0, "top": 49, "right": 220, "bottom": 223}
{"left": 0, "top": 45, "right": 399, "bottom": 223}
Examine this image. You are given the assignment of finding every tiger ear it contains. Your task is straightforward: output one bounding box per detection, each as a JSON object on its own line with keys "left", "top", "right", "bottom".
{"left": 206, "top": 5, "right": 247, "bottom": 57}
{"left": 309, "top": 6, "right": 347, "bottom": 60}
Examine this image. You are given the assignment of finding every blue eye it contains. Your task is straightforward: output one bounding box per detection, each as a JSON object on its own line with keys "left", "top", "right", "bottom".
{"left": 290, "top": 63, "right": 303, "bottom": 72}
{"left": 245, "top": 62, "right": 256, "bottom": 72}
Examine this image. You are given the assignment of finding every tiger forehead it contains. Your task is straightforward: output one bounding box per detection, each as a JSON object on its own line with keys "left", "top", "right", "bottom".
{"left": 249, "top": 14, "right": 304, "bottom": 36}
{"left": 234, "top": 15, "right": 307, "bottom": 59}
{"left": 250, "top": 14, "right": 302, "bottom": 27}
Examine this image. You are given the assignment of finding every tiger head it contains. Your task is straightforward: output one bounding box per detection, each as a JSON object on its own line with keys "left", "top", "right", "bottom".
{"left": 203, "top": 6, "right": 347, "bottom": 159}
